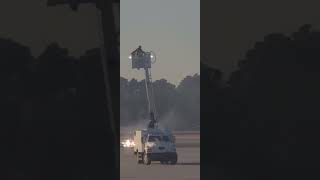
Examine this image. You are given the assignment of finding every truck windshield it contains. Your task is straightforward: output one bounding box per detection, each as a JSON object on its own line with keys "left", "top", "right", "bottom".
{"left": 148, "top": 136, "right": 162, "bottom": 142}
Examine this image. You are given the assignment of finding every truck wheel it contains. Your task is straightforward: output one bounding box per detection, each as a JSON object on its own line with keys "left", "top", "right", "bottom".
{"left": 144, "top": 154, "right": 151, "bottom": 165}
{"left": 161, "top": 161, "right": 168, "bottom": 164}
{"left": 170, "top": 157, "right": 177, "bottom": 165}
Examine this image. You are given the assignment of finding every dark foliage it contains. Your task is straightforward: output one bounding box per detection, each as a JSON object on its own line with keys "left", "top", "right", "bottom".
{"left": 120, "top": 74, "right": 200, "bottom": 130}
{"left": 202, "top": 24, "right": 320, "bottom": 180}
{"left": 0, "top": 40, "right": 116, "bottom": 179}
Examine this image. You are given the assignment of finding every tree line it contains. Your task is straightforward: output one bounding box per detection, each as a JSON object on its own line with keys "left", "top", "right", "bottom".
{"left": 120, "top": 74, "right": 200, "bottom": 130}
{"left": 2, "top": 23, "right": 320, "bottom": 179}
{"left": 0, "top": 40, "right": 116, "bottom": 179}
{"left": 202, "top": 24, "right": 320, "bottom": 179}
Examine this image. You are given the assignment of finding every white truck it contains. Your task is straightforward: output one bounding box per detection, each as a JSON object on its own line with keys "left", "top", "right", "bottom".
{"left": 133, "top": 128, "right": 177, "bottom": 165}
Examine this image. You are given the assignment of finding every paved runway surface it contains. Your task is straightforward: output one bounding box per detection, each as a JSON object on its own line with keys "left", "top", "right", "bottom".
{"left": 120, "top": 132, "right": 200, "bottom": 180}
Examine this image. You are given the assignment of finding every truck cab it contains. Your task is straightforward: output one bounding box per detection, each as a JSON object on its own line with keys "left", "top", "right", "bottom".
{"left": 134, "top": 128, "right": 177, "bottom": 165}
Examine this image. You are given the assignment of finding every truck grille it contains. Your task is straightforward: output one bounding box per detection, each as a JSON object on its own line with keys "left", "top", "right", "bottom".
{"left": 158, "top": 147, "right": 165, "bottom": 150}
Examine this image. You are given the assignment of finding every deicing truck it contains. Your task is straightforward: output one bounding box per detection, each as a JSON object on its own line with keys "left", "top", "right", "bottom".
{"left": 133, "top": 127, "right": 177, "bottom": 165}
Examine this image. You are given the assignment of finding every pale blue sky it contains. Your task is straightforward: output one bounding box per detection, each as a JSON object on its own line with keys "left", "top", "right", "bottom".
{"left": 120, "top": 0, "right": 200, "bottom": 85}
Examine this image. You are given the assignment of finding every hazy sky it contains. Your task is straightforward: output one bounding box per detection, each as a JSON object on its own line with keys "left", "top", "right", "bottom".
{"left": 2, "top": 1, "right": 319, "bottom": 82}
{"left": 0, "top": 1, "right": 101, "bottom": 57}
{"left": 120, "top": 0, "right": 200, "bottom": 85}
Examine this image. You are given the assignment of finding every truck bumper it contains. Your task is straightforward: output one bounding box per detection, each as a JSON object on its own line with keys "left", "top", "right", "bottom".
{"left": 147, "top": 152, "right": 177, "bottom": 161}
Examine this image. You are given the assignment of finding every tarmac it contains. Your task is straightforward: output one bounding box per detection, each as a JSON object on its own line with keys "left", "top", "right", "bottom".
{"left": 120, "top": 131, "right": 200, "bottom": 180}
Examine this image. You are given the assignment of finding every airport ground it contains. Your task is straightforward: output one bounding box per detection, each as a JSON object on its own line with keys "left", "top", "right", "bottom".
{"left": 120, "top": 131, "right": 200, "bottom": 180}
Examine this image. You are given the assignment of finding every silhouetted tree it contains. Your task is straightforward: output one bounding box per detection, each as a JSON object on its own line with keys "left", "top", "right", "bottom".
{"left": 210, "top": 24, "right": 320, "bottom": 179}
{"left": 175, "top": 74, "right": 200, "bottom": 129}
{"left": 0, "top": 38, "right": 34, "bottom": 177}
{"left": 120, "top": 74, "right": 200, "bottom": 130}
{"left": 0, "top": 37, "right": 118, "bottom": 179}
